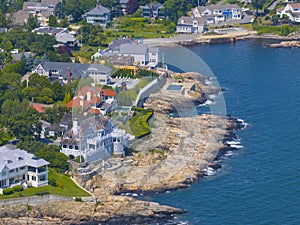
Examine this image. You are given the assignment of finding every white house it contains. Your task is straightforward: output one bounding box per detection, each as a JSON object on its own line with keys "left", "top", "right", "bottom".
{"left": 176, "top": 16, "right": 206, "bottom": 34}
{"left": 0, "top": 146, "right": 49, "bottom": 194}
{"left": 83, "top": 5, "right": 111, "bottom": 27}
{"left": 60, "top": 115, "right": 129, "bottom": 162}
{"left": 277, "top": 3, "right": 300, "bottom": 22}
{"left": 193, "top": 4, "right": 242, "bottom": 23}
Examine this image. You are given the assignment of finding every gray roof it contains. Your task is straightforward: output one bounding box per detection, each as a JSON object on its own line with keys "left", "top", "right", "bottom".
{"left": 0, "top": 28, "right": 8, "bottom": 33}
{"left": 177, "top": 16, "right": 206, "bottom": 25}
{"left": 149, "top": 47, "right": 159, "bottom": 53}
{"left": 35, "top": 61, "right": 111, "bottom": 80}
{"left": 34, "top": 26, "right": 67, "bottom": 35}
{"left": 84, "top": 5, "right": 110, "bottom": 16}
{"left": 195, "top": 4, "right": 240, "bottom": 14}
{"left": 0, "top": 146, "right": 49, "bottom": 171}
{"left": 119, "top": 43, "right": 148, "bottom": 55}
{"left": 143, "top": 3, "right": 164, "bottom": 10}
{"left": 12, "top": 52, "right": 35, "bottom": 61}
{"left": 87, "top": 64, "right": 112, "bottom": 73}
{"left": 108, "top": 38, "right": 134, "bottom": 51}
{"left": 55, "top": 32, "right": 76, "bottom": 43}
{"left": 119, "top": 0, "right": 129, "bottom": 4}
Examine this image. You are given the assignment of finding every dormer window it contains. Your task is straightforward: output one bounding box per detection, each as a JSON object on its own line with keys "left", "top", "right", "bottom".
{"left": 18, "top": 157, "right": 23, "bottom": 161}
{"left": 7, "top": 160, "right": 13, "bottom": 164}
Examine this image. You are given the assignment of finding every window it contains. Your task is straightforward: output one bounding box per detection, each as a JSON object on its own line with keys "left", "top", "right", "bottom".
{"left": 28, "top": 166, "right": 36, "bottom": 172}
{"left": 1, "top": 171, "right": 6, "bottom": 177}
{"left": 9, "top": 169, "right": 14, "bottom": 174}
{"left": 62, "top": 144, "right": 67, "bottom": 148}
{"left": 20, "top": 166, "right": 25, "bottom": 170}
{"left": 16, "top": 168, "right": 19, "bottom": 172}
{"left": 39, "top": 175, "right": 46, "bottom": 182}
{"left": 32, "top": 176, "right": 36, "bottom": 181}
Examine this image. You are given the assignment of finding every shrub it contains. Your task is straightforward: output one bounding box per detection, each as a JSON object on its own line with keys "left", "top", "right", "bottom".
{"left": 75, "top": 197, "right": 82, "bottom": 202}
{"left": 35, "top": 191, "right": 50, "bottom": 196}
{"left": 13, "top": 185, "right": 23, "bottom": 192}
{"left": 3, "top": 188, "right": 14, "bottom": 195}
{"left": 48, "top": 178, "right": 57, "bottom": 187}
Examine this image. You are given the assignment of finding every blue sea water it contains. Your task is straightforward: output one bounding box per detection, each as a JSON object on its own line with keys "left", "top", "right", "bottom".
{"left": 151, "top": 40, "right": 300, "bottom": 225}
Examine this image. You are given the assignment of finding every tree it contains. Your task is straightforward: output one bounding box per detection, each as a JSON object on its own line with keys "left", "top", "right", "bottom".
{"left": 126, "top": 0, "right": 139, "bottom": 14}
{"left": 7, "top": 107, "right": 42, "bottom": 141}
{"left": 54, "top": 1, "right": 65, "bottom": 19}
{"left": 25, "top": 14, "right": 39, "bottom": 31}
{"left": 63, "top": 92, "right": 72, "bottom": 105}
{"left": 272, "top": 15, "right": 279, "bottom": 25}
{"left": 252, "top": 0, "right": 266, "bottom": 16}
{"left": 64, "top": 0, "right": 84, "bottom": 22}
{"left": 164, "top": 0, "right": 189, "bottom": 23}
{"left": 48, "top": 15, "right": 58, "bottom": 27}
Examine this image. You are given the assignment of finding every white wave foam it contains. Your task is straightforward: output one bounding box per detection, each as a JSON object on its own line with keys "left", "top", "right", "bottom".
{"left": 225, "top": 151, "right": 234, "bottom": 156}
{"left": 208, "top": 94, "right": 216, "bottom": 99}
{"left": 200, "top": 100, "right": 215, "bottom": 106}
{"left": 226, "top": 140, "right": 241, "bottom": 145}
{"left": 237, "top": 118, "right": 249, "bottom": 128}
{"left": 203, "top": 167, "right": 216, "bottom": 176}
{"left": 230, "top": 144, "right": 244, "bottom": 149}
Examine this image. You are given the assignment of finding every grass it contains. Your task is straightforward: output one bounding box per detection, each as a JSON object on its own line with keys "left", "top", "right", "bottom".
{"left": 107, "top": 17, "right": 176, "bottom": 39}
{"left": 116, "top": 77, "right": 152, "bottom": 107}
{"left": 253, "top": 25, "right": 299, "bottom": 36}
{"left": 129, "top": 107, "right": 154, "bottom": 138}
{"left": 0, "top": 168, "right": 91, "bottom": 200}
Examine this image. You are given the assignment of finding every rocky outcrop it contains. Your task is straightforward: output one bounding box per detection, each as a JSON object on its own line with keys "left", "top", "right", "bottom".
{"left": 77, "top": 72, "right": 242, "bottom": 196}
{"left": 263, "top": 40, "right": 300, "bottom": 48}
{"left": 0, "top": 197, "right": 185, "bottom": 225}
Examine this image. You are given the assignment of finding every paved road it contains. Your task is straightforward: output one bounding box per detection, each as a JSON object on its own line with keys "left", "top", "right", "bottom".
{"left": 268, "top": 0, "right": 281, "bottom": 10}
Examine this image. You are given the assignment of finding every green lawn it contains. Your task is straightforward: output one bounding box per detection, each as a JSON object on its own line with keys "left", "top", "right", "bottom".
{"left": 129, "top": 108, "right": 154, "bottom": 138}
{"left": 0, "top": 169, "right": 91, "bottom": 200}
{"left": 107, "top": 17, "right": 176, "bottom": 39}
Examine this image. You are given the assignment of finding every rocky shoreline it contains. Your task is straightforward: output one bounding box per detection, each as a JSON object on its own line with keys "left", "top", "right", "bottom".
{"left": 144, "top": 32, "right": 300, "bottom": 47}
{"left": 0, "top": 72, "right": 246, "bottom": 225}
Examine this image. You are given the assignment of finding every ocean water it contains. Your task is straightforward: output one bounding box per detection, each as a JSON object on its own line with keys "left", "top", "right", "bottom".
{"left": 151, "top": 40, "right": 300, "bottom": 224}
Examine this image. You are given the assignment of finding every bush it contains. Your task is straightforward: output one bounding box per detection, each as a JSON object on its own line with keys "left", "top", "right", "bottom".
{"left": 48, "top": 178, "right": 57, "bottom": 187}
{"left": 35, "top": 191, "right": 50, "bottom": 196}
{"left": 75, "top": 197, "right": 82, "bottom": 202}
{"left": 3, "top": 188, "right": 14, "bottom": 195}
{"left": 13, "top": 185, "right": 23, "bottom": 192}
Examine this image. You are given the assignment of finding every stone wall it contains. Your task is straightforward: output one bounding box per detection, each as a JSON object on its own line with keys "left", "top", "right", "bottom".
{"left": 135, "top": 73, "right": 167, "bottom": 107}
{"left": 0, "top": 194, "right": 72, "bottom": 207}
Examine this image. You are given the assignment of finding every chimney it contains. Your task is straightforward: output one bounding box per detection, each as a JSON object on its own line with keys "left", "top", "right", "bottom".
{"left": 73, "top": 118, "right": 79, "bottom": 134}
{"left": 87, "top": 91, "right": 91, "bottom": 101}
{"left": 67, "top": 67, "right": 71, "bottom": 84}
{"left": 80, "top": 100, "right": 84, "bottom": 108}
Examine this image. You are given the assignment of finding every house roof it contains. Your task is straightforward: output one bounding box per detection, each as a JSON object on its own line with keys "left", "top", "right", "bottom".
{"left": 7, "top": 10, "right": 30, "bottom": 26}
{"left": 55, "top": 32, "right": 76, "bottom": 44}
{"left": 143, "top": 3, "right": 164, "bottom": 10}
{"left": 84, "top": 5, "right": 110, "bottom": 16}
{"left": 23, "top": 0, "right": 60, "bottom": 10}
{"left": 0, "top": 146, "right": 49, "bottom": 171}
{"left": 119, "top": 43, "right": 148, "bottom": 55}
{"left": 32, "top": 103, "right": 45, "bottom": 113}
{"left": 0, "top": 28, "right": 8, "bottom": 33}
{"left": 66, "top": 97, "right": 90, "bottom": 108}
{"left": 277, "top": 6, "right": 285, "bottom": 12}
{"left": 87, "top": 64, "right": 112, "bottom": 73}
{"left": 108, "top": 38, "right": 134, "bottom": 51}
{"left": 36, "top": 61, "right": 89, "bottom": 80}
{"left": 34, "top": 26, "right": 67, "bottom": 35}
{"left": 87, "top": 108, "right": 101, "bottom": 114}
{"left": 195, "top": 3, "right": 240, "bottom": 14}
{"left": 102, "top": 89, "right": 117, "bottom": 97}
{"left": 120, "top": 0, "right": 129, "bottom": 4}
{"left": 78, "top": 86, "right": 102, "bottom": 97}
{"left": 289, "top": 3, "right": 300, "bottom": 9}
{"left": 177, "top": 16, "right": 206, "bottom": 25}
